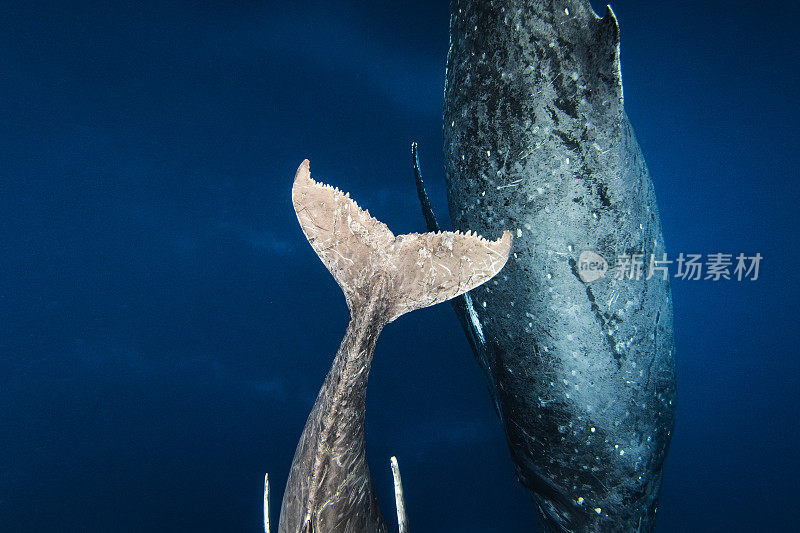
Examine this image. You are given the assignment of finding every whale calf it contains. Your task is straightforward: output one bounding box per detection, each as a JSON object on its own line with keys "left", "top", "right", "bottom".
{"left": 415, "top": 0, "right": 678, "bottom": 530}
{"left": 279, "top": 160, "right": 512, "bottom": 532}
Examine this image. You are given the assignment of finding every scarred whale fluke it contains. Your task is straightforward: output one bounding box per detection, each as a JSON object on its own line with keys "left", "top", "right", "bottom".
{"left": 278, "top": 160, "right": 512, "bottom": 532}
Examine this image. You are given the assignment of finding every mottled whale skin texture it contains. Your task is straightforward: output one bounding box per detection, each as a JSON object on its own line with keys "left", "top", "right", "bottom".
{"left": 280, "top": 161, "right": 511, "bottom": 533}
{"left": 429, "top": 0, "right": 677, "bottom": 530}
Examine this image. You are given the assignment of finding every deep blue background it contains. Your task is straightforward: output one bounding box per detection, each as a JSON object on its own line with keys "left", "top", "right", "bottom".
{"left": 1, "top": 1, "right": 798, "bottom": 531}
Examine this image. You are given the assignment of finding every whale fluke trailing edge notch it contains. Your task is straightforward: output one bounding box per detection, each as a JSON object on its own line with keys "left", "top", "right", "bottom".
{"left": 279, "top": 160, "right": 511, "bottom": 533}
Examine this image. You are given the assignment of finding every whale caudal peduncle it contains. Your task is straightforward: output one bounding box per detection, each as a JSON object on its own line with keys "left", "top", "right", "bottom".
{"left": 278, "top": 160, "right": 512, "bottom": 533}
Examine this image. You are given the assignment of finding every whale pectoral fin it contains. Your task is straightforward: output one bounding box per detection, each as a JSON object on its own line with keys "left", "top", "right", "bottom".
{"left": 412, "top": 142, "right": 441, "bottom": 233}
{"left": 292, "top": 159, "right": 395, "bottom": 310}
{"left": 410, "top": 142, "right": 502, "bottom": 408}
{"left": 389, "top": 229, "right": 512, "bottom": 321}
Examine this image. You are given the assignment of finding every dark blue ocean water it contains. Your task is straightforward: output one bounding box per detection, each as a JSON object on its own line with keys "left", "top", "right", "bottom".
{"left": 2, "top": 1, "right": 798, "bottom": 531}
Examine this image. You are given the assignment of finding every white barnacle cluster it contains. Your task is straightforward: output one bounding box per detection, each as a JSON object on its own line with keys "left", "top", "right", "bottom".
{"left": 441, "top": 232, "right": 455, "bottom": 251}
{"left": 415, "top": 245, "right": 432, "bottom": 267}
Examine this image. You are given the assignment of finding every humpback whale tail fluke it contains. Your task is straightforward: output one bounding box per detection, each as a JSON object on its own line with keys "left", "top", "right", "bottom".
{"left": 281, "top": 159, "right": 511, "bottom": 533}
{"left": 291, "top": 159, "right": 512, "bottom": 322}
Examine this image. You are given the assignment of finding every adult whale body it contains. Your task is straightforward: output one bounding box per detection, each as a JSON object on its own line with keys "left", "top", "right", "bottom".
{"left": 417, "top": 1, "right": 677, "bottom": 530}
{"left": 280, "top": 161, "right": 511, "bottom": 532}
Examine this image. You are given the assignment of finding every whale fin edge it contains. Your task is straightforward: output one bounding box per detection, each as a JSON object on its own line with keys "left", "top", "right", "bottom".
{"left": 292, "top": 159, "right": 512, "bottom": 321}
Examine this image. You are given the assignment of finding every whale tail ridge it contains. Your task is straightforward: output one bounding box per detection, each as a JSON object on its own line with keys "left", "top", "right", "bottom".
{"left": 291, "top": 159, "right": 512, "bottom": 322}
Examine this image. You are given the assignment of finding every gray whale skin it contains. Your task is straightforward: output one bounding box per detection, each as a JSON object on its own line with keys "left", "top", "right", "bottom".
{"left": 415, "top": 0, "right": 677, "bottom": 531}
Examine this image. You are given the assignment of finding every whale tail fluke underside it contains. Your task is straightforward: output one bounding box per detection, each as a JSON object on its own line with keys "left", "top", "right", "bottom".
{"left": 291, "top": 159, "right": 512, "bottom": 322}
